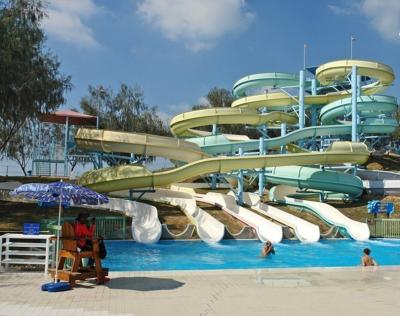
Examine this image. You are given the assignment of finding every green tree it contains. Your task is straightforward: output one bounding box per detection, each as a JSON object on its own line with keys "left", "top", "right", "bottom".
{"left": 0, "top": 0, "right": 71, "bottom": 154}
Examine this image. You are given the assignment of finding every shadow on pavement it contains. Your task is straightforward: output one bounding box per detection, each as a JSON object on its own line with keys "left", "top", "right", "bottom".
{"left": 107, "top": 277, "right": 185, "bottom": 291}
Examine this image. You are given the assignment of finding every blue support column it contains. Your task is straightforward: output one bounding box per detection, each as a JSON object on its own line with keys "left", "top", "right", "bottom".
{"left": 351, "top": 66, "right": 358, "bottom": 142}
{"left": 299, "top": 70, "right": 305, "bottom": 129}
{"left": 280, "top": 122, "right": 287, "bottom": 153}
{"left": 258, "top": 137, "right": 265, "bottom": 197}
{"left": 211, "top": 174, "right": 217, "bottom": 190}
{"left": 212, "top": 123, "right": 218, "bottom": 135}
{"left": 211, "top": 123, "right": 218, "bottom": 189}
{"left": 351, "top": 66, "right": 358, "bottom": 176}
{"left": 311, "top": 79, "right": 318, "bottom": 150}
{"left": 237, "top": 147, "right": 244, "bottom": 205}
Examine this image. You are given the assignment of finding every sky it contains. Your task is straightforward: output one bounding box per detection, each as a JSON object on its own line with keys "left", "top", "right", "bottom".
{"left": 41, "top": 0, "right": 400, "bottom": 120}
{"left": 2, "top": 0, "right": 400, "bottom": 176}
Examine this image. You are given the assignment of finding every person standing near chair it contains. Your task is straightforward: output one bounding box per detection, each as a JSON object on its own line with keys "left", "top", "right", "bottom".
{"left": 75, "top": 213, "right": 96, "bottom": 266}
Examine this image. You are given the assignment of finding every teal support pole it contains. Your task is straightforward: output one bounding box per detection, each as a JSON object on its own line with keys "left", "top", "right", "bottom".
{"left": 64, "top": 116, "right": 69, "bottom": 176}
{"left": 311, "top": 79, "right": 317, "bottom": 125}
{"left": 351, "top": 66, "right": 358, "bottom": 176}
{"left": 280, "top": 122, "right": 287, "bottom": 153}
{"left": 237, "top": 147, "right": 244, "bottom": 205}
{"left": 351, "top": 66, "right": 358, "bottom": 142}
{"left": 258, "top": 137, "right": 265, "bottom": 197}
{"left": 212, "top": 124, "right": 218, "bottom": 135}
{"left": 211, "top": 124, "right": 218, "bottom": 189}
{"left": 311, "top": 78, "right": 318, "bottom": 150}
{"left": 299, "top": 70, "right": 305, "bottom": 129}
{"left": 211, "top": 174, "right": 217, "bottom": 190}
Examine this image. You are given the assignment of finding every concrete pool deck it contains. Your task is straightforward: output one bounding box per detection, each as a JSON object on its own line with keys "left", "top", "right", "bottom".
{"left": 1, "top": 267, "right": 400, "bottom": 316}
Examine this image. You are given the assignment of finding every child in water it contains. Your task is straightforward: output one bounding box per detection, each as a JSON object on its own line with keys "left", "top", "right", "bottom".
{"left": 261, "top": 241, "right": 275, "bottom": 257}
{"left": 361, "top": 248, "right": 378, "bottom": 266}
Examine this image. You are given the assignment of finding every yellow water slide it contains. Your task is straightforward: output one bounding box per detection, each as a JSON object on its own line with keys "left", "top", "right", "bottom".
{"left": 78, "top": 142, "right": 369, "bottom": 192}
{"left": 75, "top": 128, "right": 209, "bottom": 163}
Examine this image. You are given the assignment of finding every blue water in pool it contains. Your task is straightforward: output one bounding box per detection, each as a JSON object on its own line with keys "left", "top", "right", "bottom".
{"left": 102, "top": 239, "right": 400, "bottom": 271}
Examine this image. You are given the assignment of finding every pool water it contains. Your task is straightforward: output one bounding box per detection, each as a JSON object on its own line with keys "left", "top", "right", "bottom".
{"left": 102, "top": 239, "right": 400, "bottom": 271}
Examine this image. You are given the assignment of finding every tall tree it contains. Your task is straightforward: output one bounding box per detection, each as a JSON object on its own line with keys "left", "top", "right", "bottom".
{"left": 0, "top": 0, "right": 71, "bottom": 154}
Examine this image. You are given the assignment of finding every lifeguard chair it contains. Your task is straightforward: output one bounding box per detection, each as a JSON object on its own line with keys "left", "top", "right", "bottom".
{"left": 49, "top": 222, "right": 108, "bottom": 287}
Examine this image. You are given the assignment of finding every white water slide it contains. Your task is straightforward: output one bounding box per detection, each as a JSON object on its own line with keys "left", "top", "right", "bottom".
{"left": 270, "top": 185, "right": 370, "bottom": 241}
{"left": 196, "top": 192, "right": 283, "bottom": 243}
{"left": 118, "top": 189, "right": 225, "bottom": 243}
{"left": 242, "top": 192, "right": 320, "bottom": 243}
{"left": 86, "top": 197, "right": 162, "bottom": 243}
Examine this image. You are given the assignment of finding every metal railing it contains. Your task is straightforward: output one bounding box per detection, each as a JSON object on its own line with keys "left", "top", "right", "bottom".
{"left": 367, "top": 218, "right": 400, "bottom": 238}
{"left": 41, "top": 216, "right": 129, "bottom": 240}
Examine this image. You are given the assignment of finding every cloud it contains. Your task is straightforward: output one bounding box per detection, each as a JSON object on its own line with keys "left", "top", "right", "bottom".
{"left": 360, "top": 0, "right": 400, "bottom": 42}
{"left": 42, "top": 0, "right": 100, "bottom": 48}
{"left": 328, "top": 1, "right": 400, "bottom": 43}
{"left": 327, "top": 4, "right": 352, "bottom": 16}
{"left": 197, "top": 97, "right": 210, "bottom": 107}
{"left": 136, "top": 0, "right": 254, "bottom": 52}
{"left": 159, "top": 103, "right": 192, "bottom": 121}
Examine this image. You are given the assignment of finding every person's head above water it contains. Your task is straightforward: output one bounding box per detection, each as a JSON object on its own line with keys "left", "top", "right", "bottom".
{"left": 363, "top": 248, "right": 371, "bottom": 255}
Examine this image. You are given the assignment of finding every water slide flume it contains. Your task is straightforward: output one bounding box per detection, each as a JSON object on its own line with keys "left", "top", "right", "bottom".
{"left": 112, "top": 189, "right": 225, "bottom": 243}
{"left": 241, "top": 192, "right": 320, "bottom": 243}
{"left": 263, "top": 166, "right": 365, "bottom": 197}
{"left": 78, "top": 142, "right": 370, "bottom": 192}
{"left": 75, "top": 128, "right": 209, "bottom": 163}
{"left": 269, "top": 185, "right": 370, "bottom": 241}
{"left": 85, "top": 198, "right": 162, "bottom": 243}
{"left": 232, "top": 60, "right": 394, "bottom": 109}
{"left": 169, "top": 108, "right": 297, "bottom": 137}
{"left": 196, "top": 192, "right": 283, "bottom": 243}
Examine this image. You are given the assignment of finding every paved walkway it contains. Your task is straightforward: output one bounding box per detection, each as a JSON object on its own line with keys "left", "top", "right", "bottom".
{"left": 1, "top": 267, "right": 399, "bottom": 316}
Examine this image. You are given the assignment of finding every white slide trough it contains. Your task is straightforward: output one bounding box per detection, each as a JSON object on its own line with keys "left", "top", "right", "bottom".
{"left": 196, "top": 192, "right": 283, "bottom": 243}
{"left": 270, "top": 185, "right": 370, "bottom": 241}
{"left": 242, "top": 192, "right": 320, "bottom": 242}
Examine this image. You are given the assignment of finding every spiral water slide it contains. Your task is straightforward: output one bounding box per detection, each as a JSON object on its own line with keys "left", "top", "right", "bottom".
{"left": 172, "top": 60, "right": 397, "bottom": 155}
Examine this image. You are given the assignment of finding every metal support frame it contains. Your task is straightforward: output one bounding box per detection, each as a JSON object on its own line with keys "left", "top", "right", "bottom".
{"left": 212, "top": 123, "right": 218, "bottom": 135}
{"left": 280, "top": 122, "right": 287, "bottom": 153}
{"left": 299, "top": 70, "right": 305, "bottom": 130}
{"left": 237, "top": 148, "right": 244, "bottom": 205}
{"left": 351, "top": 65, "right": 358, "bottom": 142}
{"left": 258, "top": 137, "right": 265, "bottom": 197}
{"left": 311, "top": 78, "right": 318, "bottom": 150}
{"left": 128, "top": 188, "right": 156, "bottom": 201}
{"left": 63, "top": 116, "right": 69, "bottom": 177}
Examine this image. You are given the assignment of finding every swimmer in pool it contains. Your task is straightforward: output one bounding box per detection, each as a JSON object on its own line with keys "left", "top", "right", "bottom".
{"left": 361, "top": 248, "right": 378, "bottom": 266}
{"left": 261, "top": 241, "right": 275, "bottom": 257}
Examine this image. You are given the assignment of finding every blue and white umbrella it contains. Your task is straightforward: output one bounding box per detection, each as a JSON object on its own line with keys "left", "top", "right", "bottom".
{"left": 11, "top": 180, "right": 109, "bottom": 283}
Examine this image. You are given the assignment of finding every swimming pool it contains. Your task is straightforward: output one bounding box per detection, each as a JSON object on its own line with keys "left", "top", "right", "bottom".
{"left": 103, "top": 239, "right": 400, "bottom": 271}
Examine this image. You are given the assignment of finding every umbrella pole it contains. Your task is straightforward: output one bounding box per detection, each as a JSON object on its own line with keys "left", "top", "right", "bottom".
{"left": 54, "top": 190, "right": 62, "bottom": 282}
